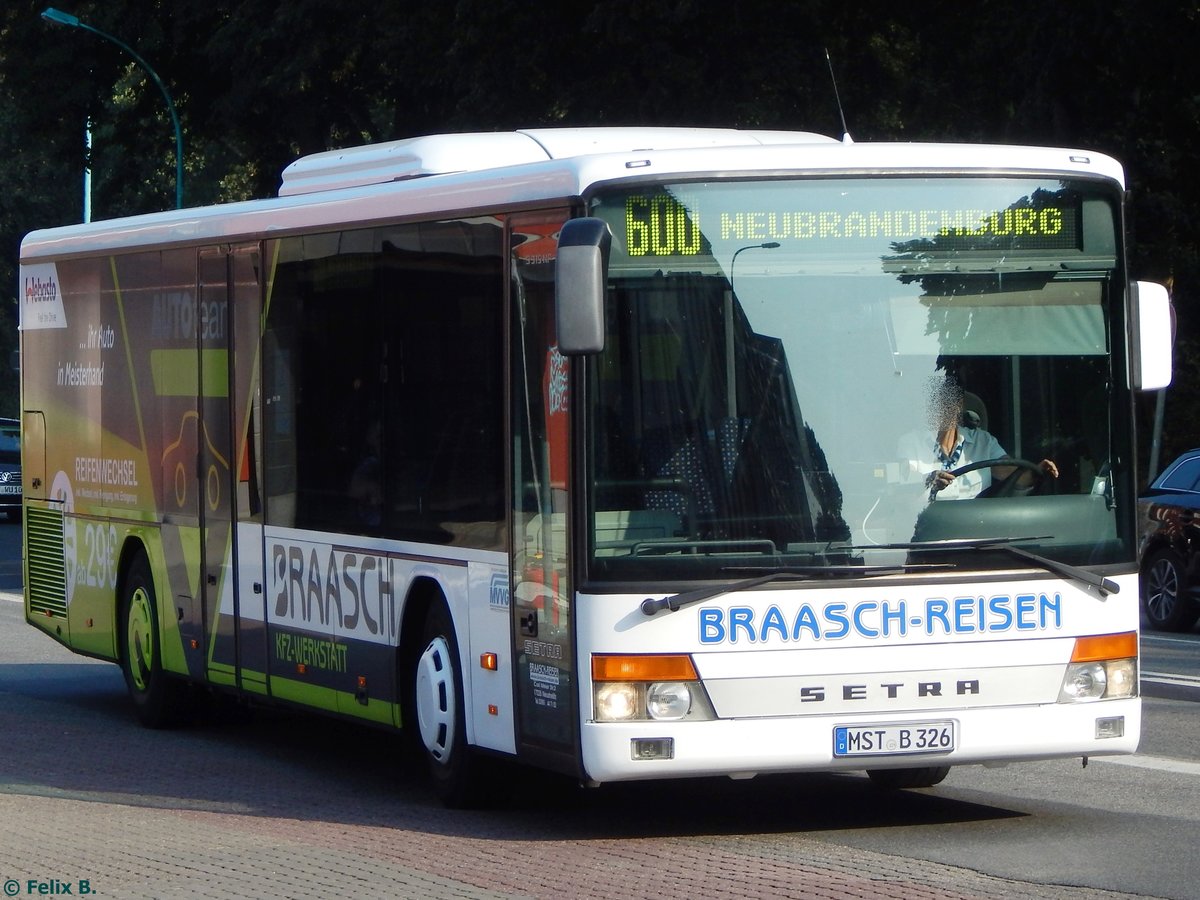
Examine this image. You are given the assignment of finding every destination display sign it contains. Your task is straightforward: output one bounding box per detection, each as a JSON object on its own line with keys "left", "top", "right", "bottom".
{"left": 617, "top": 188, "right": 1083, "bottom": 258}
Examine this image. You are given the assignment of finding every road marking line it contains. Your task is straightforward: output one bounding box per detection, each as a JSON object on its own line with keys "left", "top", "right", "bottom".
{"left": 1142, "top": 634, "right": 1200, "bottom": 646}
{"left": 1093, "top": 754, "right": 1200, "bottom": 775}
{"left": 1142, "top": 671, "right": 1200, "bottom": 687}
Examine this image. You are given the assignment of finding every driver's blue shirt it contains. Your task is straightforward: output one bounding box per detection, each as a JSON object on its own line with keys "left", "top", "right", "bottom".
{"left": 898, "top": 426, "right": 1008, "bottom": 500}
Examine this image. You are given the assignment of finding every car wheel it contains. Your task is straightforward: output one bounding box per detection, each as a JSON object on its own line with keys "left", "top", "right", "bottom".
{"left": 867, "top": 765, "right": 951, "bottom": 789}
{"left": 1142, "top": 548, "right": 1200, "bottom": 632}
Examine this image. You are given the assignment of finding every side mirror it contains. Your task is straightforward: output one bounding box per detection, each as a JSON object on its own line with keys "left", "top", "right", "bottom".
{"left": 1131, "top": 281, "right": 1173, "bottom": 391}
{"left": 555, "top": 218, "right": 610, "bottom": 355}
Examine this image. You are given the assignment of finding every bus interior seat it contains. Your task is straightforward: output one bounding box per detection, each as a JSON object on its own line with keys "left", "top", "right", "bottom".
{"left": 962, "top": 390, "right": 988, "bottom": 431}
{"left": 641, "top": 426, "right": 716, "bottom": 530}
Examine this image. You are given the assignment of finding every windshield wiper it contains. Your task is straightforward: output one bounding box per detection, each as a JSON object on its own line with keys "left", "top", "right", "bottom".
{"left": 862, "top": 537, "right": 1119, "bottom": 598}
{"left": 639, "top": 564, "right": 935, "bottom": 617}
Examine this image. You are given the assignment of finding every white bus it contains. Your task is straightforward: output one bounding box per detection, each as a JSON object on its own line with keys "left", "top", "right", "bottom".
{"left": 19, "top": 128, "right": 1172, "bottom": 805}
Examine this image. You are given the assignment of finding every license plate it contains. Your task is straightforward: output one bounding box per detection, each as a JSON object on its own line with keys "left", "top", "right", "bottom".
{"left": 833, "top": 721, "right": 956, "bottom": 757}
{"left": 0, "top": 485, "right": 19, "bottom": 495}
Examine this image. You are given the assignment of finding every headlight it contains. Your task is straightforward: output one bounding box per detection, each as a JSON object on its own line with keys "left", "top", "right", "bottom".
{"left": 1058, "top": 633, "right": 1138, "bottom": 704}
{"left": 595, "top": 683, "right": 639, "bottom": 721}
{"left": 593, "top": 680, "right": 714, "bottom": 721}
{"left": 647, "top": 682, "right": 692, "bottom": 720}
{"left": 1059, "top": 661, "right": 1107, "bottom": 702}
{"left": 1101, "top": 659, "right": 1137, "bottom": 699}
{"left": 591, "top": 654, "right": 716, "bottom": 722}
{"left": 1058, "top": 658, "right": 1137, "bottom": 703}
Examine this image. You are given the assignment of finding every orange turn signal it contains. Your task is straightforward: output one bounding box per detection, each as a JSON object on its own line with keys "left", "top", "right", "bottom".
{"left": 1071, "top": 632, "right": 1137, "bottom": 663}
{"left": 592, "top": 654, "right": 698, "bottom": 682}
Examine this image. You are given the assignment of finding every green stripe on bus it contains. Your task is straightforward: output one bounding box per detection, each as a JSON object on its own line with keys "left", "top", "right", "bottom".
{"left": 150, "top": 349, "right": 229, "bottom": 397}
{"left": 270, "top": 676, "right": 398, "bottom": 725}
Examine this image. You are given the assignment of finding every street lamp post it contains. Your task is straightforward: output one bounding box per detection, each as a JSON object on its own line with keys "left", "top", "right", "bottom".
{"left": 41, "top": 7, "right": 183, "bottom": 211}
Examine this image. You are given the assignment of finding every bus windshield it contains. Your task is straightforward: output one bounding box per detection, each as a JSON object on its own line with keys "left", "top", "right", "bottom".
{"left": 582, "top": 176, "right": 1129, "bottom": 582}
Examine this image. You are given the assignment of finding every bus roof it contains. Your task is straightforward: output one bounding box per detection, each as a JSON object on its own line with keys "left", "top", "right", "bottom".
{"left": 277, "top": 127, "right": 840, "bottom": 196}
{"left": 20, "top": 128, "right": 1127, "bottom": 262}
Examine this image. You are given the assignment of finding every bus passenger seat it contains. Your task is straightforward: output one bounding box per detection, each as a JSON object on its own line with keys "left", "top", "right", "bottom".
{"left": 962, "top": 391, "right": 988, "bottom": 431}
{"left": 642, "top": 428, "right": 716, "bottom": 529}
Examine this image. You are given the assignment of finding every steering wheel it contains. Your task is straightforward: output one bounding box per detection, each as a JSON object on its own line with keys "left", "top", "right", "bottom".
{"left": 949, "top": 457, "right": 1045, "bottom": 498}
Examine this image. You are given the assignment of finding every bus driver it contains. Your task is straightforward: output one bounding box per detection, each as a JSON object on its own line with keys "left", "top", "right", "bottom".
{"left": 898, "top": 377, "right": 1058, "bottom": 500}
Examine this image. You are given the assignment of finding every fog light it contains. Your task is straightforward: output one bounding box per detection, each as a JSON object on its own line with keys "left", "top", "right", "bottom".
{"left": 631, "top": 737, "right": 673, "bottom": 760}
{"left": 1096, "top": 716, "right": 1125, "bottom": 739}
{"left": 647, "top": 682, "right": 692, "bottom": 720}
{"left": 1059, "top": 661, "right": 1107, "bottom": 702}
{"left": 595, "top": 682, "right": 639, "bottom": 721}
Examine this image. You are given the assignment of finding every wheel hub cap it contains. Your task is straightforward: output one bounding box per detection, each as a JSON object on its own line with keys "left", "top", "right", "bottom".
{"left": 126, "top": 587, "right": 154, "bottom": 692}
{"left": 415, "top": 636, "right": 456, "bottom": 762}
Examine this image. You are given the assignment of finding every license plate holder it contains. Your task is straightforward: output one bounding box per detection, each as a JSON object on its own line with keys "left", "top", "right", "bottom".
{"left": 833, "top": 720, "right": 956, "bottom": 758}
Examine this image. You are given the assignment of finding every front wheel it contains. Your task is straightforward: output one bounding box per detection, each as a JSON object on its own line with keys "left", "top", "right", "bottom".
{"left": 413, "top": 602, "right": 486, "bottom": 807}
{"left": 867, "top": 765, "right": 951, "bottom": 789}
{"left": 119, "top": 551, "right": 185, "bottom": 728}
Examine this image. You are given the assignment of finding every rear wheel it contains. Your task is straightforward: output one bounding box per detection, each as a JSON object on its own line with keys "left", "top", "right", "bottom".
{"left": 413, "top": 602, "right": 486, "bottom": 807}
{"left": 1142, "top": 548, "right": 1200, "bottom": 632}
{"left": 119, "top": 551, "right": 186, "bottom": 727}
{"left": 866, "top": 765, "right": 951, "bottom": 789}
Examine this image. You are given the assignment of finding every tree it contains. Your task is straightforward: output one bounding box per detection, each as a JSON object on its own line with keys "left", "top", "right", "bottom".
{"left": 0, "top": 0, "right": 1197, "bottom": 475}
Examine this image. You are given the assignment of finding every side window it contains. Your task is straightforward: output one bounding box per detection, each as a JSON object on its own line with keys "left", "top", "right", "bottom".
{"left": 263, "top": 219, "right": 505, "bottom": 550}
{"left": 1162, "top": 457, "right": 1200, "bottom": 492}
{"left": 380, "top": 219, "right": 505, "bottom": 549}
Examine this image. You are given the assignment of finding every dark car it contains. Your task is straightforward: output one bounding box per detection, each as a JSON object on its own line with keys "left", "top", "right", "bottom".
{"left": 0, "top": 417, "right": 19, "bottom": 521}
{"left": 1139, "top": 449, "right": 1200, "bottom": 631}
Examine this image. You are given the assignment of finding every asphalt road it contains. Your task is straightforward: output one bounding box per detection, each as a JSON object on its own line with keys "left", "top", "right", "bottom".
{"left": 1, "top": 519, "right": 1198, "bottom": 899}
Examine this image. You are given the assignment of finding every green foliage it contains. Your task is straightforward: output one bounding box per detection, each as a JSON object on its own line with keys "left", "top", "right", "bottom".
{"left": 0, "top": 0, "right": 1198, "bottom": 474}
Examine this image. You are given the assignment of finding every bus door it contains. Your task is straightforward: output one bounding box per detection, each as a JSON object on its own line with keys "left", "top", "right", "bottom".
{"left": 197, "top": 245, "right": 267, "bottom": 691}
{"left": 509, "top": 211, "right": 582, "bottom": 776}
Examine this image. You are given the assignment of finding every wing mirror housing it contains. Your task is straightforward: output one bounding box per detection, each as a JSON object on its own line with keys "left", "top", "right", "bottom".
{"left": 555, "top": 217, "right": 610, "bottom": 355}
{"left": 1131, "top": 281, "right": 1173, "bottom": 391}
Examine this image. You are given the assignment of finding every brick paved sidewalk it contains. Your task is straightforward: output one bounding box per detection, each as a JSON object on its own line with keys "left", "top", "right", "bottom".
{"left": 0, "top": 788, "right": 1157, "bottom": 900}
